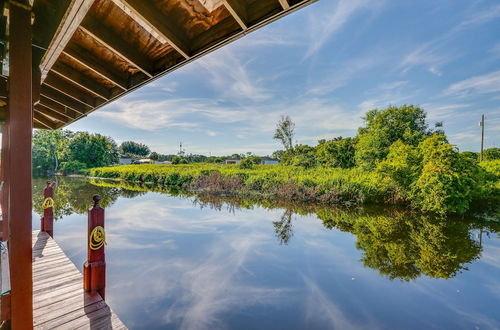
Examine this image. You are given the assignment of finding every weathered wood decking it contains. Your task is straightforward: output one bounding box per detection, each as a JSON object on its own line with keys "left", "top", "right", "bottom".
{"left": 32, "top": 231, "right": 127, "bottom": 329}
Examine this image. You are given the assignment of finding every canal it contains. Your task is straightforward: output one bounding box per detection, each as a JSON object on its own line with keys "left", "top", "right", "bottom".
{"left": 32, "top": 177, "right": 500, "bottom": 329}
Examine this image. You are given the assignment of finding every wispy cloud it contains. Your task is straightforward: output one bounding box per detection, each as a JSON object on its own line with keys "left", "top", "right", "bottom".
{"left": 399, "top": 4, "right": 500, "bottom": 75}
{"left": 196, "top": 49, "right": 272, "bottom": 102}
{"left": 304, "top": 0, "right": 386, "bottom": 58}
{"left": 444, "top": 70, "right": 500, "bottom": 96}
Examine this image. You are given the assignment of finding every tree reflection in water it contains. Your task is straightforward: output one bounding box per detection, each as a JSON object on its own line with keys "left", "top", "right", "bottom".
{"left": 33, "top": 177, "right": 499, "bottom": 281}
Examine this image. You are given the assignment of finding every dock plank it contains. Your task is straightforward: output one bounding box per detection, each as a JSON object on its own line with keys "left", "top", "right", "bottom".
{"left": 32, "top": 230, "right": 127, "bottom": 329}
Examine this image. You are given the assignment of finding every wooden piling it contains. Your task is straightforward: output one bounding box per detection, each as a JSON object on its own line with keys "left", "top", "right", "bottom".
{"left": 83, "top": 195, "right": 106, "bottom": 300}
{"left": 41, "top": 181, "right": 55, "bottom": 238}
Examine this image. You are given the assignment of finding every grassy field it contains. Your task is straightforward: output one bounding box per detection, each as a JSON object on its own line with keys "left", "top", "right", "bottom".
{"left": 88, "top": 161, "right": 499, "bottom": 214}
{"left": 89, "top": 164, "right": 396, "bottom": 204}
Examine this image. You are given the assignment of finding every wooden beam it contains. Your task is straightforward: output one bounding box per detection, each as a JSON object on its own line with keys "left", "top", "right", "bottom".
{"left": 112, "top": 0, "right": 191, "bottom": 59}
{"left": 222, "top": 0, "right": 248, "bottom": 30}
{"left": 33, "top": 111, "right": 59, "bottom": 129}
{"left": 39, "top": 0, "right": 96, "bottom": 80}
{"left": 79, "top": 19, "right": 155, "bottom": 78}
{"left": 44, "top": 72, "right": 98, "bottom": 107}
{"left": 40, "top": 85, "right": 89, "bottom": 115}
{"left": 34, "top": 103, "right": 71, "bottom": 123}
{"left": 8, "top": 4, "right": 33, "bottom": 328}
{"left": 51, "top": 62, "right": 110, "bottom": 100}
{"left": 62, "top": 43, "right": 128, "bottom": 90}
{"left": 278, "top": 0, "right": 290, "bottom": 10}
{"left": 39, "top": 95, "right": 79, "bottom": 119}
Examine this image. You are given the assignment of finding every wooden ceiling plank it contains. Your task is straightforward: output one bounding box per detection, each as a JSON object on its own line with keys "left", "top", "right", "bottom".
{"left": 34, "top": 111, "right": 58, "bottom": 130}
{"left": 34, "top": 104, "right": 71, "bottom": 123}
{"left": 114, "top": 0, "right": 191, "bottom": 59}
{"left": 278, "top": 0, "right": 290, "bottom": 10}
{"left": 40, "top": 85, "right": 89, "bottom": 115}
{"left": 51, "top": 62, "right": 110, "bottom": 101}
{"left": 44, "top": 72, "right": 97, "bottom": 107}
{"left": 62, "top": 43, "right": 128, "bottom": 90}
{"left": 222, "top": 0, "right": 248, "bottom": 30}
{"left": 39, "top": 0, "right": 96, "bottom": 81}
{"left": 39, "top": 95, "right": 79, "bottom": 120}
{"left": 79, "top": 20, "right": 154, "bottom": 78}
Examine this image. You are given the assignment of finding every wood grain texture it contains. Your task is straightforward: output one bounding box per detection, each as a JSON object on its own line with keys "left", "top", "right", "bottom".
{"left": 32, "top": 231, "right": 127, "bottom": 329}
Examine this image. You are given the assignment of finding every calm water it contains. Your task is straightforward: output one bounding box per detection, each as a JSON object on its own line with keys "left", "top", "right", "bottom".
{"left": 32, "top": 177, "right": 500, "bottom": 330}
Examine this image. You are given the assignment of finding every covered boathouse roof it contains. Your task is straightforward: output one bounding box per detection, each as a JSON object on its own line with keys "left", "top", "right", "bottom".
{"left": 1, "top": 0, "right": 316, "bottom": 130}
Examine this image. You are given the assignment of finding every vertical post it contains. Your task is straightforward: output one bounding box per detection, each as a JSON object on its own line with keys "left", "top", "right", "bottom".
{"left": 41, "top": 181, "right": 55, "bottom": 238}
{"left": 1, "top": 121, "right": 9, "bottom": 242}
{"left": 8, "top": 2, "right": 33, "bottom": 329}
{"left": 480, "top": 114, "right": 485, "bottom": 162}
{"left": 0, "top": 122, "right": 11, "bottom": 325}
{"left": 83, "top": 195, "right": 106, "bottom": 299}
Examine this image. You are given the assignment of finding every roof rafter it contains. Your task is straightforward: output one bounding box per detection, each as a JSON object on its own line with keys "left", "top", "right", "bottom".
{"left": 34, "top": 103, "right": 72, "bottom": 123}
{"left": 278, "top": 0, "right": 290, "bottom": 10}
{"left": 40, "top": 85, "right": 90, "bottom": 115}
{"left": 113, "top": 0, "right": 191, "bottom": 59}
{"left": 51, "top": 61, "right": 109, "bottom": 101}
{"left": 39, "top": 0, "right": 96, "bottom": 81}
{"left": 62, "top": 43, "right": 128, "bottom": 91}
{"left": 222, "top": 0, "right": 248, "bottom": 30}
{"left": 44, "top": 72, "right": 97, "bottom": 107}
{"left": 39, "top": 95, "right": 79, "bottom": 120}
{"left": 34, "top": 111, "right": 59, "bottom": 129}
{"left": 80, "top": 19, "right": 155, "bottom": 78}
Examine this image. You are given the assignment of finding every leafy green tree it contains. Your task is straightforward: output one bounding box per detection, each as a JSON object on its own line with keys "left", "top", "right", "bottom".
{"left": 239, "top": 157, "right": 255, "bottom": 169}
{"left": 68, "top": 132, "right": 119, "bottom": 168}
{"left": 149, "top": 152, "right": 160, "bottom": 161}
{"left": 484, "top": 147, "right": 500, "bottom": 161}
{"left": 355, "top": 105, "right": 430, "bottom": 169}
{"left": 119, "top": 141, "right": 150, "bottom": 157}
{"left": 411, "top": 134, "right": 480, "bottom": 214}
{"left": 315, "top": 137, "right": 356, "bottom": 168}
{"left": 376, "top": 140, "right": 421, "bottom": 197}
{"left": 281, "top": 144, "right": 316, "bottom": 168}
{"left": 461, "top": 151, "right": 479, "bottom": 163}
{"left": 273, "top": 115, "right": 295, "bottom": 151}
{"left": 32, "top": 130, "right": 72, "bottom": 175}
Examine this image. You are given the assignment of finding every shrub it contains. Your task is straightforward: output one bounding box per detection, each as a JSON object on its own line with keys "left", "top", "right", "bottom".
{"left": 410, "top": 135, "right": 479, "bottom": 214}
{"left": 61, "top": 160, "right": 87, "bottom": 174}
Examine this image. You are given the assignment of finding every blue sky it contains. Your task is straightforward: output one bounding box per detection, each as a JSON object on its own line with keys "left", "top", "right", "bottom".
{"left": 68, "top": 0, "right": 500, "bottom": 156}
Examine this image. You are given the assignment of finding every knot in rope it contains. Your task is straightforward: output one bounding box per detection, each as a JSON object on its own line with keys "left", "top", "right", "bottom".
{"left": 89, "top": 226, "right": 106, "bottom": 251}
{"left": 42, "top": 197, "right": 54, "bottom": 209}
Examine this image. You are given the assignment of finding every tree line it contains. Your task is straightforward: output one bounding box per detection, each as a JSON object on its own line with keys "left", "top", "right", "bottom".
{"left": 272, "top": 105, "right": 499, "bottom": 214}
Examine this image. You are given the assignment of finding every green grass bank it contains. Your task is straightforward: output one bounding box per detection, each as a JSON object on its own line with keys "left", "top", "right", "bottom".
{"left": 89, "top": 161, "right": 499, "bottom": 215}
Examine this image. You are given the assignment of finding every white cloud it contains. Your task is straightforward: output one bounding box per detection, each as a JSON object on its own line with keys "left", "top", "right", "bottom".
{"left": 196, "top": 49, "right": 272, "bottom": 102}
{"left": 305, "top": 0, "right": 386, "bottom": 58}
{"left": 444, "top": 70, "right": 500, "bottom": 96}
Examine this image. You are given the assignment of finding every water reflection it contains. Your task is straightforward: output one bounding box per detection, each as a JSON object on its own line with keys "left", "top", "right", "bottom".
{"left": 31, "top": 177, "right": 500, "bottom": 329}
{"left": 32, "top": 177, "right": 499, "bottom": 283}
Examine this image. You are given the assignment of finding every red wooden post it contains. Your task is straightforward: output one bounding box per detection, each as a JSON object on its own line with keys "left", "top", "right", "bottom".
{"left": 41, "top": 181, "right": 56, "bottom": 237}
{"left": 8, "top": 2, "right": 33, "bottom": 328}
{"left": 83, "top": 195, "right": 106, "bottom": 299}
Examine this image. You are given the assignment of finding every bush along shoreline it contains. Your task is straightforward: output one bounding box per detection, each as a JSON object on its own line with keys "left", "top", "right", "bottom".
{"left": 88, "top": 159, "right": 499, "bottom": 216}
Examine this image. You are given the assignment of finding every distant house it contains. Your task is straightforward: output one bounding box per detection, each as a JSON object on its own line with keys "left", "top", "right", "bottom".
{"left": 134, "top": 159, "right": 154, "bottom": 164}
{"left": 260, "top": 157, "right": 279, "bottom": 165}
{"left": 154, "top": 160, "right": 172, "bottom": 165}
{"left": 225, "top": 159, "right": 240, "bottom": 165}
{"left": 118, "top": 155, "right": 133, "bottom": 165}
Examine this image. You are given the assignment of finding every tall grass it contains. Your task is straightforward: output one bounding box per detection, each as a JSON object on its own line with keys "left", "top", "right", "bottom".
{"left": 89, "top": 164, "right": 398, "bottom": 206}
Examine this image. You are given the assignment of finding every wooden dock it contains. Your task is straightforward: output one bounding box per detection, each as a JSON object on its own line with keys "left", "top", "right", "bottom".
{"left": 32, "top": 231, "right": 127, "bottom": 329}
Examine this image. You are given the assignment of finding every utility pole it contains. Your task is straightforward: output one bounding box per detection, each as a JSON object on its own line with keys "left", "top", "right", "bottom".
{"left": 480, "top": 114, "right": 485, "bottom": 162}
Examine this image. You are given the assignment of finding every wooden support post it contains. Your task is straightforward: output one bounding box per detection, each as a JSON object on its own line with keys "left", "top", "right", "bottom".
{"left": 41, "top": 181, "right": 56, "bottom": 238}
{"left": 83, "top": 195, "right": 106, "bottom": 300}
{"left": 8, "top": 3, "right": 33, "bottom": 328}
{"left": 0, "top": 121, "right": 9, "bottom": 242}
{"left": 0, "top": 121, "right": 10, "bottom": 327}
